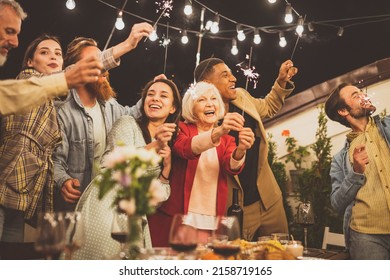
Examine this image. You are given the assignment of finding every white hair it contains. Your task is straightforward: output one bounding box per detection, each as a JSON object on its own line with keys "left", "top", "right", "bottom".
{"left": 181, "top": 81, "right": 225, "bottom": 124}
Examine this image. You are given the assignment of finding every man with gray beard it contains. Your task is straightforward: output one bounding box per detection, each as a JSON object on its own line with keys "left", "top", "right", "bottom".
{"left": 0, "top": 0, "right": 103, "bottom": 116}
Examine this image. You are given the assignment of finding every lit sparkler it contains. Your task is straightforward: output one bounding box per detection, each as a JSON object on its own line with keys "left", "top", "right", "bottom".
{"left": 236, "top": 56, "right": 260, "bottom": 90}
{"left": 155, "top": 0, "right": 173, "bottom": 18}
{"left": 159, "top": 34, "right": 171, "bottom": 48}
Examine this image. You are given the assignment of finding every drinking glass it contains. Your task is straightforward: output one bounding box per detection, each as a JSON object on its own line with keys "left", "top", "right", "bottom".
{"left": 169, "top": 214, "right": 199, "bottom": 257}
{"left": 34, "top": 212, "right": 66, "bottom": 260}
{"left": 111, "top": 210, "right": 129, "bottom": 259}
{"left": 296, "top": 201, "right": 314, "bottom": 254}
{"left": 211, "top": 216, "right": 241, "bottom": 259}
{"left": 63, "top": 211, "right": 85, "bottom": 260}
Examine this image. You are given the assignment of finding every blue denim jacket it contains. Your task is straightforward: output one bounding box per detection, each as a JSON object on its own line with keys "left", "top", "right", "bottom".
{"left": 53, "top": 90, "right": 141, "bottom": 210}
{"left": 330, "top": 115, "right": 390, "bottom": 248}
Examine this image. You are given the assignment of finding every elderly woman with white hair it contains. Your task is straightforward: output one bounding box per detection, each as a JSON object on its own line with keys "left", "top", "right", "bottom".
{"left": 148, "top": 81, "right": 255, "bottom": 246}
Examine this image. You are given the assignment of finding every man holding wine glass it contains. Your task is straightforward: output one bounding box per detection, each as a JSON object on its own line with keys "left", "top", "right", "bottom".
{"left": 325, "top": 83, "right": 390, "bottom": 260}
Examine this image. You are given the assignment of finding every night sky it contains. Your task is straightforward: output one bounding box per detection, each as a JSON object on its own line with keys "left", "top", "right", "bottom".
{"left": 1, "top": 0, "right": 390, "bottom": 107}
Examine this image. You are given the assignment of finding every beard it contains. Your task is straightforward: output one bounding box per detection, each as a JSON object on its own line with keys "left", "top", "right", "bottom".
{"left": 86, "top": 77, "right": 116, "bottom": 102}
{"left": 347, "top": 103, "right": 376, "bottom": 119}
{"left": 0, "top": 54, "right": 7, "bottom": 66}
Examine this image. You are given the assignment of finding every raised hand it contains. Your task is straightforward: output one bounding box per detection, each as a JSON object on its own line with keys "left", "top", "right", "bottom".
{"left": 154, "top": 123, "right": 177, "bottom": 150}
{"left": 65, "top": 55, "right": 103, "bottom": 88}
{"left": 353, "top": 144, "right": 369, "bottom": 174}
{"left": 220, "top": 112, "right": 244, "bottom": 134}
{"left": 276, "top": 59, "right": 298, "bottom": 87}
{"left": 234, "top": 127, "right": 255, "bottom": 160}
{"left": 125, "top": 22, "right": 154, "bottom": 51}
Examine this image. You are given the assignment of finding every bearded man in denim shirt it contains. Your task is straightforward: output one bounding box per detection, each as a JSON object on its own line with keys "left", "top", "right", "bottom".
{"left": 325, "top": 83, "right": 390, "bottom": 260}
{"left": 53, "top": 23, "right": 152, "bottom": 211}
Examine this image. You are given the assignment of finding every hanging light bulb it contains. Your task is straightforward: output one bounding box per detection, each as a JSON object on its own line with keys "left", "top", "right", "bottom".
{"left": 253, "top": 29, "right": 261, "bottom": 45}
{"left": 284, "top": 3, "right": 293, "bottom": 24}
{"left": 279, "top": 32, "right": 287, "bottom": 48}
{"left": 337, "top": 27, "right": 344, "bottom": 37}
{"left": 296, "top": 16, "right": 304, "bottom": 36}
{"left": 231, "top": 38, "right": 238, "bottom": 55}
{"left": 308, "top": 22, "right": 315, "bottom": 32}
{"left": 184, "top": 0, "right": 193, "bottom": 16}
{"left": 205, "top": 20, "right": 213, "bottom": 30}
{"left": 149, "top": 28, "right": 158, "bottom": 41}
{"left": 66, "top": 0, "right": 76, "bottom": 10}
{"left": 181, "top": 30, "right": 189, "bottom": 44}
{"left": 210, "top": 14, "right": 220, "bottom": 34}
{"left": 115, "top": 11, "right": 125, "bottom": 30}
{"left": 237, "top": 24, "right": 246, "bottom": 41}
{"left": 268, "top": 0, "right": 277, "bottom": 3}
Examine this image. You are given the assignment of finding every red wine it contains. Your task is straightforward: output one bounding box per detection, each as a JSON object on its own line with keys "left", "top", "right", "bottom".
{"left": 213, "top": 245, "right": 240, "bottom": 257}
{"left": 170, "top": 243, "right": 197, "bottom": 252}
{"left": 111, "top": 232, "right": 128, "bottom": 243}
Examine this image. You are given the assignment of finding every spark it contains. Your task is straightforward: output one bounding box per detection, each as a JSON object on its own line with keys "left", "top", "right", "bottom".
{"left": 236, "top": 61, "right": 260, "bottom": 89}
{"left": 155, "top": 0, "right": 173, "bottom": 18}
{"left": 159, "top": 34, "right": 171, "bottom": 48}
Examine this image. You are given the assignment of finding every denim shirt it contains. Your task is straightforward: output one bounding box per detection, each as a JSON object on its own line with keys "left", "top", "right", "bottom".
{"left": 53, "top": 90, "right": 141, "bottom": 210}
{"left": 330, "top": 114, "right": 390, "bottom": 248}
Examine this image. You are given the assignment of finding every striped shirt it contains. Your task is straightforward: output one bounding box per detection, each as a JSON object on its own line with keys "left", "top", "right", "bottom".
{"left": 348, "top": 117, "right": 390, "bottom": 233}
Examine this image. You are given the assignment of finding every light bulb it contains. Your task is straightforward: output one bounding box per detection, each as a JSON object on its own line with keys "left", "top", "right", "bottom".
{"left": 237, "top": 30, "right": 246, "bottom": 41}
{"left": 296, "top": 17, "right": 304, "bottom": 36}
{"left": 66, "top": 0, "right": 76, "bottom": 10}
{"left": 268, "top": 0, "right": 277, "bottom": 3}
{"left": 205, "top": 20, "right": 213, "bottom": 30}
{"left": 279, "top": 33, "right": 287, "bottom": 48}
{"left": 115, "top": 16, "right": 125, "bottom": 30}
{"left": 254, "top": 33, "right": 261, "bottom": 45}
{"left": 231, "top": 39, "right": 238, "bottom": 55}
{"left": 337, "top": 27, "right": 344, "bottom": 37}
{"left": 210, "top": 22, "right": 219, "bottom": 34}
{"left": 181, "top": 31, "right": 189, "bottom": 44}
{"left": 184, "top": 5, "right": 192, "bottom": 16}
{"left": 285, "top": 3, "right": 293, "bottom": 23}
{"left": 149, "top": 30, "right": 158, "bottom": 41}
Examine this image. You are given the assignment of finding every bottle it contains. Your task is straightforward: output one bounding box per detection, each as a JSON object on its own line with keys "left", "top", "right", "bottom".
{"left": 227, "top": 188, "right": 243, "bottom": 237}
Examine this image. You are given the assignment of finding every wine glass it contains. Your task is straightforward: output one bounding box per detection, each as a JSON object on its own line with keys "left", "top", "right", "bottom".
{"left": 63, "top": 211, "right": 85, "bottom": 260}
{"left": 34, "top": 212, "right": 66, "bottom": 260}
{"left": 296, "top": 201, "right": 314, "bottom": 254}
{"left": 169, "top": 214, "right": 199, "bottom": 258}
{"left": 211, "top": 216, "right": 241, "bottom": 259}
{"left": 111, "top": 210, "right": 129, "bottom": 259}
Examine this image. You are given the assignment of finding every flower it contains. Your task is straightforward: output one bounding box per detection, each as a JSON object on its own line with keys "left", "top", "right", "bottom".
{"left": 282, "top": 130, "right": 310, "bottom": 170}
{"left": 96, "top": 144, "right": 162, "bottom": 216}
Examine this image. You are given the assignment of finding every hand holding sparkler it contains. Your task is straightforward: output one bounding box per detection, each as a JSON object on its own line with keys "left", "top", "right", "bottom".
{"left": 233, "top": 127, "right": 255, "bottom": 160}
{"left": 276, "top": 60, "right": 298, "bottom": 88}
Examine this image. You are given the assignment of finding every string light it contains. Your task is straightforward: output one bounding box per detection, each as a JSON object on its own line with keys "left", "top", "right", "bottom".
{"left": 337, "top": 27, "right": 344, "bottom": 37}
{"left": 65, "top": 0, "right": 76, "bottom": 10}
{"left": 181, "top": 30, "right": 189, "bottom": 44}
{"left": 253, "top": 29, "right": 261, "bottom": 44}
{"left": 279, "top": 32, "right": 287, "bottom": 47}
{"left": 268, "top": 0, "right": 277, "bottom": 3}
{"left": 210, "top": 14, "right": 220, "bottom": 34}
{"left": 184, "top": 0, "right": 193, "bottom": 16}
{"left": 149, "top": 27, "right": 158, "bottom": 41}
{"left": 231, "top": 38, "right": 238, "bottom": 55}
{"left": 237, "top": 24, "right": 246, "bottom": 41}
{"left": 115, "top": 11, "right": 125, "bottom": 30}
{"left": 296, "top": 16, "right": 304, "bottom": 36}
{"left": 284, "top": 3, "right": 293, "bottom": 23}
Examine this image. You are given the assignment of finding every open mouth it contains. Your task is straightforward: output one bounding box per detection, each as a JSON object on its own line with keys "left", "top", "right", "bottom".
{"left": 204, "top": 110, "right": 215, "bottom": 116}
{"left": 149, "top": 104, "right": 161, "bottom": 109}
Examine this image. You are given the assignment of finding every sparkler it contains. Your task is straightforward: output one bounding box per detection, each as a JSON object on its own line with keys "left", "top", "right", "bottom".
{"left": 144, "top": 3, "right": 171, "bottom": 42}
{"left": 155, "top": 0, "right": 173, "bottom": 18}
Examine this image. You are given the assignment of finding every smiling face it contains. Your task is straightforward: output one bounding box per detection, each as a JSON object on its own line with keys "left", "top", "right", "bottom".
{"left": 339, "top": 85, "right": 376, "bottom": 120}
{"left": 0, "top": 5, "right": 22, "bottom": 66}
{"left": 192, "top": 89, "right": 221, "bottom": 130}
{"left": 205, "top": 63, "right": 237, "bottom": 103}
{"left": 144, "top": 81, "right": 176, "bottom": 122}
{"left": 27, "top": 39, "right": 63, "bottom": 74}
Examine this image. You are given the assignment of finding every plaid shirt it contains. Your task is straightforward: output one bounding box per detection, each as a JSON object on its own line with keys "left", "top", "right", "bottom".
{"left": 0, "top": 69, "right": 61, "bottom": 223}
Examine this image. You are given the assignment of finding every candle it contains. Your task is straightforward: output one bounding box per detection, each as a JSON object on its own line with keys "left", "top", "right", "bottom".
{"left": 286, "top": 240, "right": 303, "bottom": 258}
